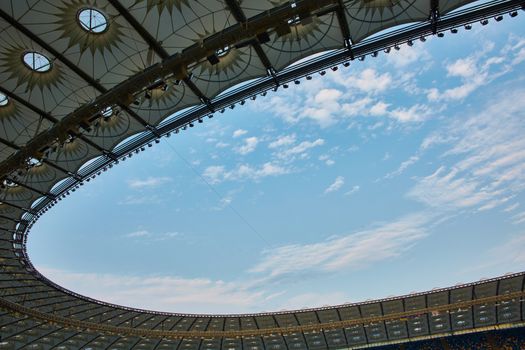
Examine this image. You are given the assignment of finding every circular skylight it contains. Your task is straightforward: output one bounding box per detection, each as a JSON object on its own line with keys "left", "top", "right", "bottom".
{"left": 2, "top": 179, "right": 17, "bottom": 188}
{"left": 27, "top": 158, "right": 43, "bottom": 167}
{"left": 0, "top": 92, "right": 8, "bottom": 107}
{"left": 101, "top": 106, "right": 113, "bottom": 119}
{"left": 22, "top": 52, "right": 52, "bottom": 72}
{"left": 78, "top": 8, "right": 108, "bottom": 33}
{"left": 216, "top": 45, "right": 230, "bottom": 58}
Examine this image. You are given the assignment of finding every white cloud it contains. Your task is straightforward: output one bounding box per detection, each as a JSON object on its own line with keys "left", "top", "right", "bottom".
{"left": 251, "top": 94, "right": 302, "bottom": 125}
{"left": 235, "top": 136, "right": 259, "bottom": 155}
{"left": 250, "top": 213, "right": 430, "bottom": 278}
{"left": 341, "top": 97, "right": 373, "bottom": 118}
{"left": 212, "top": 189, "right": 241, "bottom": 211}
{"left": 319, "top": 154, "right": 335, "bottom": 166}
{"left": 324, "top": 176, "right": 345, "bottom": 194}
{"left": 384, "top": 155, "right": 419, "bottom": 179}
{"left": 370, "top": 101, "right": 390, "bottom": 116}
{"left": 302, "top": 89, "right": 344, "bottom": 127}
{"left": 420, "top": 133, "right": 455, "bottom": 150}
{"left": 233, "top": 129, "right": 247, "bottom": 138}
{"left": 512, "top": 211, "right": 525, "bottom": 225}
{"left": 477, "top": 195, "right": 514, "bottom": 212}
{"left": 341, "top": 68, "right": 392, "bottom": 93}
{"left": 127, "top": 176, "right": 172, "bottom": 189}
{"left": 202, "top": 165, "right": 226, "bottom": 184}
{"left": 216, "top": 196, "right": 232, "bottom": 210}
{"left": 123, "top": 230, "right": 182, "bottom": 241}
{"left": 203, "top": 163, "right": 291, "bottom": 184}
{"left": 344, "top": 185, "right": 360, "bottom": 196}
{"left": 302, "top": 106, "right": 336, "bottom": 127}
{"left": 276, "top": 138, "right": 325, "bottom": 160}
{"left": 428, "top": 37, "right": 525, "bottom": 102}
{"left": 386, "top": 44, "right": 428, "bottom": 68}
{"left": 314, "top": 88, "right": 343, "bottom": 104}
{"left": 37, "top": 267, "right": 271, "bottom": 314}
{"left": 269, "top": 134, "right": 296, "bottom": 149}
{"left": 409, "top": 87, "right": 525, "bottom": 212}
{"left": 124, "top": 230, "right": 150, "bottom": 238}
{"left": 408, "top": 166, "right": 500, "bottom": 209}
{"left": 388, "top": 104, "right": 432, "bottom": 123}
{"left": 447, "top": 57, "right": 477, "bottom": 78}
{"left": 503, "top": 202, "right": 520, "bottom": 212}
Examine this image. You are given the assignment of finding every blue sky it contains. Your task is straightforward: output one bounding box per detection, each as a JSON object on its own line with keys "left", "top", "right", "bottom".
{"left": 29, "top": 16, "right": 525, "bottom": 314}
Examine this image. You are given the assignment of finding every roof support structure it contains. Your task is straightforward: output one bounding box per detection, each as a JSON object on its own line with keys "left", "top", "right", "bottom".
{"left": 335, "top": 0, "right": 352, "bottom": 46}
{"left": 0, "top": 0, "right": 340, "bottom": 179}
{"left": 0, "top": 8, "right": 155, "bottom": 131}
{"left": 107, "top": 0, "right": 212, "bottom": 108}
{"left": 225, "top": 0, "right": 276, "bottom": 74}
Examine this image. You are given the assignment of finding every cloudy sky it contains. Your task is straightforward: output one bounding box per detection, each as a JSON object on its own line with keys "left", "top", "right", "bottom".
{"left": 29, "top": 15, "right": 525, "bottom": 315}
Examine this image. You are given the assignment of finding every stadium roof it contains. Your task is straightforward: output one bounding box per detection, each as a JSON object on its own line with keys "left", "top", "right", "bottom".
{"left": 0, "top": 0, "right": 524, "bottom": 348}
